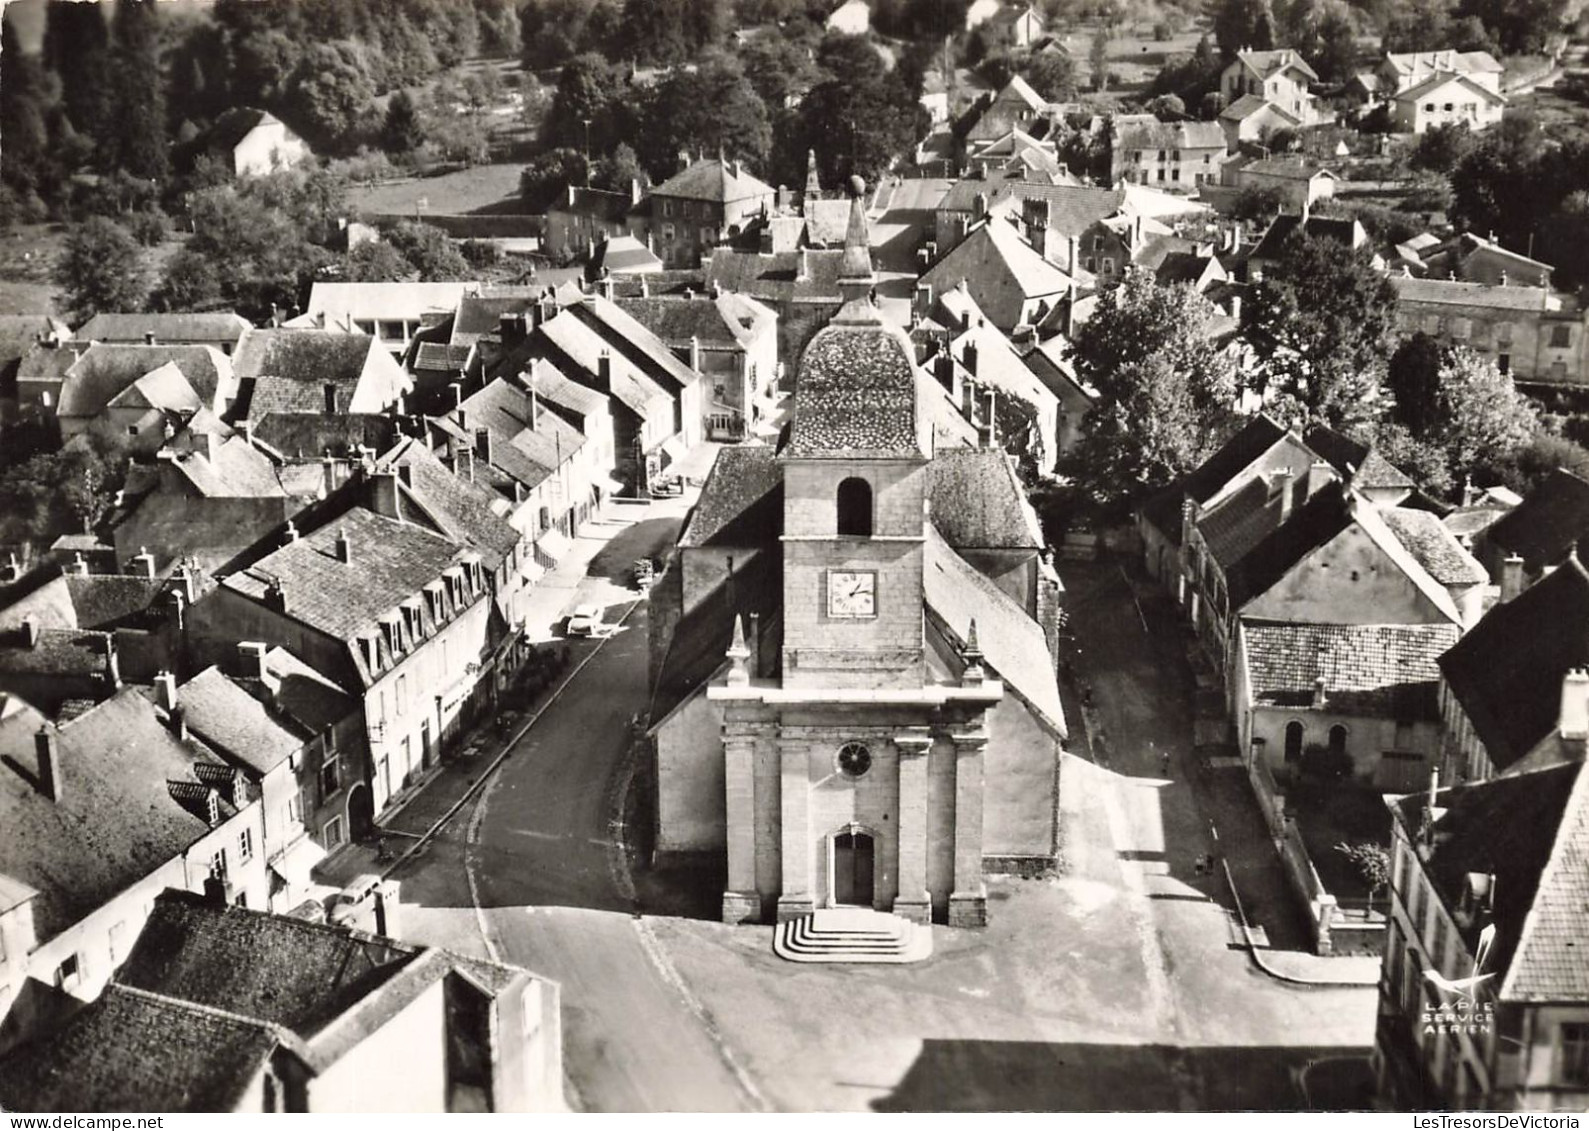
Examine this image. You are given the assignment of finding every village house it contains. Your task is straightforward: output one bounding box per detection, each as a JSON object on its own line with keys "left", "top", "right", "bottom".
{"left": 961, "top": 76, "right": 1051, "bottom": 157}
{"left": 1399, "top": 232, "right": 1553, "bottom": 288}
{"left": 1019, "top": 335, "right": 1095, "bottom": 457}
{"left": 1373, "top": 761, "right": 1589, "bottom": 1110}
{"left": 1247, "top": 213, "right": 1371, "bottom": 281}
{"left": 1473, "top": 468, "right": 1589, "bottom": 586}
{"left": 918, "top": 215, "right": 1077, "bottom": 334}
{"left": 1389, "top": 276, "right": 1586, "bottom": 385}
{"left": 630, "top": 157, "right": 776, "bottom": 269}
{"left": 302, "top": 282, "right": 480, "bottom": 359}
{"left": 73, "top": 312, "right": 252, "bottom": 356}
{"left": 1218, "top": 94, "right": 1303, "bottom": 147}
{"left": 543, "top": 183, "right": 642, "bottom": 262}
{"left": 982, "top": 3, "right": 1045, "bottom": 49}
{"left": 44, "top": 344, "right": 237, "bottom": 452}
{"left": 182, "top": 108, "right": 311, "bottom": 178}
{"left": 1376, "top": 49, "right": 1504, "bottom": 97}
{"left": 1435, "top": 551, "right": 1589, "bottom": 786}
{"left": 1219, "top": 50, "right": 1321, "bottom": 126}
{"left": 0, "top": 890, "right": 565, "bottom": 1112}
{"left": 0, "top": 689, "right": 269, "bottom": 1057}
{"left": 186, "top": 503, "right": 497, "bottom": 829}
{"left": 173, "top": 643, "right": 360, "bottom": 895}
{"left": 1391, "top": 71, "right": 1507, "bottom": 134}
{"left": 1225, "top": 156, "right": 1340, "bottom": 214}
{"left": 234, "top": 329, "right": 413, "bottom": 421}
{"left": 1111, "top": 119, "right": 1228, "bottom": 191}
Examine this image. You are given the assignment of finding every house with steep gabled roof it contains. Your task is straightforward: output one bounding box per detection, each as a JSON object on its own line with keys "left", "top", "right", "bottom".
{"left": 1377, "top": 49, "right": 1504, "bottom": 97}
{"left": 1474, "top": 468, "right": 1589, "bottom": 587}
{"left": 182, "top": 108, "right": 311, "bottom": 178}
{"left": 630, "top": 157, "right": 776, "bottom": 269}
{"left": 1391, "top": 70, "right": 1506, "bottom": 134}
{"left": 53, "top": 344, "right": 236, "bottom": 447}
{"left": 74, "top": 312, "right": 252, "bottom": 356}
{"left": 1374, "top": 760, "right": 1589, "bottom": 1110}
{"left": 1218, "top": 92, "right": 1303, "bottom": 147}
{"left": 0, "top": 689, "right": 268, "bottom": 1057}
{"left": 1219, "top": 49, "right": 1321, "bottom": 126}
{"left": 0, "top": 889, "right": 565, "bottom": 1112}
{"left": 1111, "top": 118, "right": 1228, "bottom": 192}
{"left": 234, "top": 329, "right": 412, "bottom": 421}
{"left": 919, "top": 216, "right": 1077, "bottom": 333}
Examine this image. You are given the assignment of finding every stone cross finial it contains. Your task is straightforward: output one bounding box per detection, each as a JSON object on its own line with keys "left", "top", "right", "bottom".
{"left": 962, "top": 618, "right": 985, "bottom": 686}
{"left": 726, "top": 614, "right": 751, "bottom": 687}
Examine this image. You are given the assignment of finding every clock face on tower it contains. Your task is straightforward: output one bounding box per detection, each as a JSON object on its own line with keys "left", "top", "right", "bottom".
{"left": 827, "top": 570, "right": 877, "bottom": 619}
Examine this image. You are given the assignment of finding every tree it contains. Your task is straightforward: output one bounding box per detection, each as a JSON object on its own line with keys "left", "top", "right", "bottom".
{"left": 634, "top": 61, "right": 772, "bottom": 180}
{"left": 1387, "top": 332, "right": 1445, "bottom": 436}
{"left": 1242, "top": 229, "right": 1399, "bottom": 431}
{"left": 1088, "top": 25, "right": 1110, "bottom": 92}
{"left": 382, "top": 91, "right": 427, "bottom": 154}
{"left": 1147, "top": 93, "right": 1186, "bottom": 118}
{"left": 788, "top": 63, "right": 926, "bottom": 187}
{"left": 615, "top": 0, "right": 730, "bottom": 65}
{"left": 106, "top": 0, "right": 169, "bottom": 185}
{"left": 0, "top": 434, "right": 129, "bottom": 544}
{"left": 1457, "top": 0, "right": 1571, "bottom": 55}
{"left": 544, "top": 52, "right": 629, "bottom": 153}
{"left": 1410, "top": 121, "right": 1475, "bottom": 175}
{"left": 1311, "top": 9, "right": 1358, "bottom": 83}
{"left": 0, "top": 18, "right": 60, "bottom": 201}
{"left": 1428, "top": 347, "right": 1540, "bottom": 486}
{"left": 1023, "top": 51, "right": 1078, "bottom": 103}
{"left": 593, "top": 143, "right": 648, "bottom": 195}
{"left": 55, "top": 217, "right": 150, "bottom": 321}
{"left": 341, "top": 239, "right": 411, "bottom": 281}
{"left": 520, "top": 148, "right": 591, "bottom": 210}
{"left": 739, "top": 31, "right": 818, "bottom": 108}
{"left": 1485, "top": 432, "right": 1589, "bottom": 496}
{"left": 1061, "top": 272, "right": 1239, "bottom": 511}
{"left": 1230, "top": 183, "right": 1284, "bottom": 222}
{"left": 286, "top": 40, "right": 379, "bottom": 154}
{"left": 1213, "top": 0, "right": 1277, "bottom": 55}
{"left": 1334, "top": 842, "right": 1390, "bottom": 908}
{"left": 384, "top": 221, "right": 470, "bottom": 281}
{"left": 42, "top": 1, "right": 114, "bottom": 147}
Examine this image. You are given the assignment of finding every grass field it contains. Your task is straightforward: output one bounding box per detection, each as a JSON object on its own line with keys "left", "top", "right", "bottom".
{"left": 0, "top": 224, "right": 64, "bottom": 317}
{"left": 345, "top": 162, "right": 531, "bottom": 218}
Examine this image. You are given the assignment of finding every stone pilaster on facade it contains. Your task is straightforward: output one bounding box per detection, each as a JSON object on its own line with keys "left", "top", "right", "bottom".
{"left": 776, "top": 734, "right": 815, "bottom": 922}
{"left": 722, "top": 729, "right": 760, "bottom": 924}
{"left": 949, "top": 724, "right": 989, "bottom": 928}
{"left": 892, "top": 728, "right": 933, "bottom": 924}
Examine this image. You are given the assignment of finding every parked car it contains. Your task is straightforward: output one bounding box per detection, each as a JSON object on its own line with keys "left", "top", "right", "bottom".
{"left": 566, "top": 603, "right": 603, "bottom": 636}
{"left": 326, "top": 873, "right": 382, "bottom": 925}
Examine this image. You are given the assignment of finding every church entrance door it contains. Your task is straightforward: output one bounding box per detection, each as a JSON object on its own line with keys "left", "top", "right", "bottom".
{"left": 832, "top": 830, "right": 875, "bottom": 907}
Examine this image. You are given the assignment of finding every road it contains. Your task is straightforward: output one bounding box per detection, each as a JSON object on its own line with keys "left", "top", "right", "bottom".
{"left": 386, "top": 509, "right": 759, "bottom": 1113}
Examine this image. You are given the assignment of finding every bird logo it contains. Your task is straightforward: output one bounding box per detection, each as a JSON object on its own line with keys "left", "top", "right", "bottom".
{"left": 1423, "top": 968, "right": 1495, "bottom": 1005}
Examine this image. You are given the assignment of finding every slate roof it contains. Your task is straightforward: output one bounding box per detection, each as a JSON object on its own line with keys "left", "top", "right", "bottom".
{"left": 535, "top": 311, "right": 675, "bottom": 420}
{"left": 177, "top": 666, "right": 304, "bottom": 776}
{"left": 678, "top": 445, "right": 783, "bottom": 548}
{"left": 783, "top": 299, "right": 928, "bottom": 459}
{"left": 65, "top": 575, "right": 168, "bottom": 630}
{"left": 75, "top": 311, "right": 251, "bottom": 347}
{"left": 306, "top": 282, "right": 477, "bottom": 327}
{"left": 1115, "top": 119, "right": 1227, "bottom": 151}
{"left": 703, "top": 248, "right": 846, "bottom": 305}
{"left": 234, "top": 329, "right": 380, "bottom": 391}
{"left": 452, "top": 294, "right": 541, "bottom": 347}
{"left": 1225, "top": 483, "right": 1354, "bottom": 608}
{"left": 0, "top": 983, "right": 281, "bottom": 1113}
{"left": 650, "top": 158, "right": 775, "bottom": 204}
{"left": 249, "top": 413, "right": 400, "bottom": 459}
{"left": 566, "top": 293, "right": 702, "bottom": 390}
{"left": 1220, "top": 93, "right": 1301, "bottom": 123}
{"left": 923, "top": 525, "right": 1064, "bottom": 735}
{"left": 105, "top": 361, "right": 203, "bottom": 413}
{"left": 1001, "top": 184, "right": 1124, "bottom": 238}
{"left": 252, "top": 645, "right": 358, "bottom": 735}
{"left": 376, "top": 438, "right": 522, "bottom": 568}
{"left": 0, "top": 690, "right": 232, "bottom": 940}
{"left": 1390, "top": 763, "right": 1581, "bottom": 1005}
{"left": 1249, "top": 214, "right": 1364, "bottom": 265}
{"left": 1137, "top": 415, "right": 1289, "bottom": 540}
{"left": 928, "top": 447, "right": 1044, "bottom": 550}
{"left": 1198, "top": 475, "right": 1299, "bottom": 569}
{"left": 617, "top": 294, "right": 774, "bottom": 350}
{"left": 1398, "top": 70, "right": 1506, "bottom": 105}
{"left": 115, "top": 494, "right": 294, "bottom": 577}
{"left": 455, "top": 375, "right": 585, "bottom": 493}
{"left": 520, "top": 358, "right": 611, "bottom": 422}
{"left": 802, "top": 198, "right": 852, "bottom": 247}
{"left": 1438, "top": 554, "right": 1589, "bottom": 772}
{"left": 118, "top": 890, "right": 421, "bottom": 1038}
{"left": 1383, "top": 49, "right": 1503, "bottom": 77}
{"left": 1235, "top": 48, "right": 1319, "bottom": 82}
{"left": 56, "top": 344, "right": 231, "bottom": 419}
{"left": 0, "top": 626, "right": 114, "bottom": 678}
{"left": 1302, "top": 424, "right": 1415, "bottom": 495}
{"left": 1240, "top": 619, "right": 1458, "bottom": 718}
{"left": 1378, "top": 507, "right": 1487, "bottom": 586}
{"left": 1389, "top": 275, "right": 1563, "bottom": 312}
{"left": 165, "top": 437, "right": 286, "bottom": 498}
{"left": 920, "top": 218, "right": 1073, "bottom": 330}
{"left": 413, "top": 342, "right": 474, "bottom": 373}
{"left": 1481, "top": 468, "right": 1589, "bottom": 573}
{"left": 223, "top": 506, "right": 478, "bottom": 683}
{"left": 1242, "top": 157, "right": 1336, "bottom": 183}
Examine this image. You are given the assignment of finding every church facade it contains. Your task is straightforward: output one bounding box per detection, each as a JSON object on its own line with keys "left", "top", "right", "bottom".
{"left": 647, "top": 191, "right": 1067, "bottom": 927}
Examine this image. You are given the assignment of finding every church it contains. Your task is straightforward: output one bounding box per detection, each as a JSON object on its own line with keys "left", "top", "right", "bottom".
{"left": 646, "top": 186, "right": 1067, "bottom": 928}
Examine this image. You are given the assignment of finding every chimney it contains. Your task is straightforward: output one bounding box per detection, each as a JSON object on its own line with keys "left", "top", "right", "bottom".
{"left": 475, "top": 428, "right": 494, "bottom": 466}
{"left": 131, "top": 547, "right": 156, "bottom": 579}
{"left": 914, "top": 283, "right": 933, "bottom": 320}
{"left": 283, "top": 520, "right": 300, "bottom": 545}
{"left": 238, "top": 641, "right": 268, "bottom": 681}
{"left": 323, "top": 382, "right": 339, "bottom": 415}
{"left": 103, "top": 635, "right": 120, "bottom": 688}
{"left": 725, "top": 614, "right": 751, "bottom": 686}
{"left": 1560, "top": 668, "right": 1589, "bottom": 742}
{"left": 1273, "top": 469, "right": 1295, "bottom": 523}
{"left": 168, "top": 587, "right": 186, "bottom": 631}
{"left": 973, "top": 192, "right": 989, "bottom": 218}
{"left": 335, "top": 527, "right": 352, "bottom": 564}
{"left": 456, "top": 406, "right": 468, "bottom": 433}
{"left": 597, "top": 351, "right": 613, "bottom": 391}
{"left": 169, "top": 704, "right": 189, "bottom": 743}
{"left": 155, "top": 669, "right": 178, "bottom": 712}
{"left": 689, "top": 335, "right": 701, "bottom": 373}
{"left": 204, "top": 430, "right": 221, "bottom": 464}
{"left": 963, "top": 341, "right": 979, "bottom": 376}
{"left": 21, "top": 616, "right": 38, "bottom": 648}
{"left": 598, "top": 275, "right": 615, "bottom": 301}
{"left": 144, "top": 330, "right": 156, "bottom": 345}
{"left": 1312, "top": 675, "right": 1327, "bottom": 709}
{"left": 450, "top": 381, "right": 463, "bottom": 412}
{"left": 265, "top": 579, "right": 286, "bottom": 612}
{"left": 933, "top": 352, "right": 954, "bottom": 390}
{"left": 35, "top": 726, "right": 61, "bottom": 801}
{"left": 1500, "top": 553, "right": 1524, "bottom": 603}
{"left": 796, "top": 249, "right": 809, "bottom": 282}
{"left": 69, "top": 553, "right": 89, "bottom": 577}
{"left": 1228, "top": 292, "right": 1242, "bottom": 322}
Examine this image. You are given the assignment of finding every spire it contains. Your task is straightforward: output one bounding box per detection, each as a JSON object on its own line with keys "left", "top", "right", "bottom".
{"left": 837, "top": 175, "right": 875, "bottom": 306}
{"left": 726, "top": 614, "right": 751, "bottom": 686}
{"left": 961, "top": 618, "right": 985, "bottom": 687}
{"left": 804, "top": 149, "right": 822, "bottom": 199}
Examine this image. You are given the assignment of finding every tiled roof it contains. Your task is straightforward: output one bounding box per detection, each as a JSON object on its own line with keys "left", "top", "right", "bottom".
{"left": 250, "top": 412, "right": 401, "bottom": 460}
{"left": 1116, "top": 119, "right": 1227, "bottom": 151}
{"left": 254, "top": 645, "right": 357, "bottom": 735}
{"left": 1390, "top": 763, "right": 1581, "bottom": 1004}
{"left": 923, "top": 524, "right": 1064, "bottom": 735}
{"left": 166, "top": 437, "right": 286, "bottom": 498}
{"left": 413, "top": 341, "right": 474, "bottom": 373}
{"left": 520, "top": 358, "right": 610, "bottom": 422}
{"left": 106, "top": 361, "right": 203, "bottom": 413}
{"left": 1240, "top": 619, "right": 1458, "bottom": 718}
{"left": 177, "top": 665, "right": 303, "bottom": 775}
{"left": 1250, "top": 214, "right": 1363, "bottom": 264}
{"left": 115, "top": 494, "right": 294, "bottom": 576}
{"left": 1389, "top": 275, "right": 1563, "bottom": 312}
{"left": 1481, "top": 468, "right": 1589, "bottom": 573}
{"left": 1504, "top": 761, "right": 1589, "bottom": 1002}
{"left": 678, "top": 445, "right": 782, "bottom": 548}
{"left": 650, "top": 157, "right": 775, "bottom": 204}
{"left": 1242, "top": 157, "right": 1335, "bottom": 182}
{"left": 0, "top": 983, "right": 280, "bottom": 1113}
{"left": 783, "top": 300, "right": 928, "bottom": 459}
{"left": 617, "top": 295, "right": 767, "bottom": 349}
{"left": 75, "top": 311, "right": 251, "bottom": 345}
{"left": 929, "top": 448, "right": 1044, "bottom": 550}
{"left": 56, "top": 344, "right": 231, "bottom": 419}
{"left": 703, "top": 248, "right": 845, "bottom": 305}
{"left": 802, "top": 198, "right": 852, "bottom": 247}
{"left": 377, "top": 438, "right": 522, "bottom": 568}
{"left": 995, "top": 74, "right": 1047, "bottom": 112}
{"left": 1226, "top": 482, "right": 1354, "bottom": 608}
{"left": 920, "top": 218, "right": 1073, "bottom": 330}
{"left": 1378, "top": 507, "right": 1487, "bottom": 586}
{"left": 0, "top": 690, "right": 230, "bottom": 939}
{"left": 1198, "top": 475, "right": 1297, "bottom": 569}
{"left": 65, "top": 574, "right": 167, "bottom": 629}
{"left": 1220, "top": 93, "right": 1300, "bottom": 123}
{"left": 0, "top": 626, "right": 114, "bottom": 678}
{"left": 1236, "top": 48, "right": 1319, "bottom": 82}
{"left": 1398, "top": 71, "right": 1505, "bottom": 104}
{"left": 1137, "top": 415, "right": 1289, "bottom": 540}
{"left": 118, "top": 890, "right": 421, "bottom": 1038}
{"left": 1384, "top": 49, "right": 1502, "bottom": 76}
{"left": 222, "top": 506, "right": 478, "bottom": 671}
{"left": 1000, "top": 184, "right": 1124, "bottom": 238}
{"left": 535, "top": 311, "right": 675, "bottom": 420}
{"left": 452, "top": 293, "right": 541, "bottom": 345}
{"left": 569, "top": 293, "right": 701, "bottom": 390}
{"left": 307, "top": 282, "right": 477, "bottom": 326}
{"left": 235, "top": 330, "right": 386, "bottom": 395}
{"left": 1438, "top": 554, "right": 1589, "bottom": 771}
{"left": 1302, "top": 424, "right": 1415, "bottom": 495}
{"left": 454, "top": 374, "right": 584, "bottom": 492}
